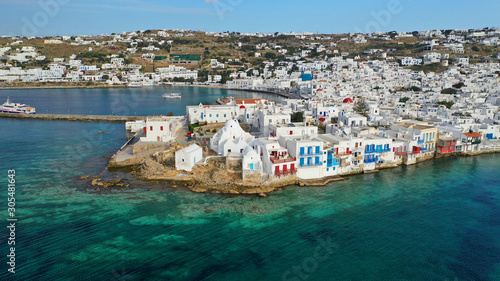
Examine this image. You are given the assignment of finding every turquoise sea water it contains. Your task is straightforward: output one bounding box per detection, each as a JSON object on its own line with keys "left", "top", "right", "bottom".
{"left": 0, "top": 88, "right": 499, "bottom": 280}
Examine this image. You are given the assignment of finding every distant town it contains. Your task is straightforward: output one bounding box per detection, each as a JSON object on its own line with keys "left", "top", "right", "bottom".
{"left": 0, "top": 28, "right": 499, "bottom": 88}
{"left": 2, "top": 27, "right": 500, "bottom": 192}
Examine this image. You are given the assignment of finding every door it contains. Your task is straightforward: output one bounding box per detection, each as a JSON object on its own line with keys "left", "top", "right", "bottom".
{"left": 201, "top": 113, "right": 203, "bottom": 120}
{"left": 300, "top": 147, "right": 305, "bottom": 155}
{"left": 291, "top": 164, "right": 295, "bottom": 171}
{"left": 275, "top": 166, "right": 280, "bottom": 174}
{"left": 283, "top": 165, "right": 287, "bottom": 173}
{"left": 250, "top": 163, "right": 254, "bottom": 170}
{"left": 300, "top": 158, "right": 304, "bottom": 166}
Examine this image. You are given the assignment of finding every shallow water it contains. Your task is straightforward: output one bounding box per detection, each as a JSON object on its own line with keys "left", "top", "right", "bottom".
{"left": 0, "top": 88, "right": 499, "bottom": 280}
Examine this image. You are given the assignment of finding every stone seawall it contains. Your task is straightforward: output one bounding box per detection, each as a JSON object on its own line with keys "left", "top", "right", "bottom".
{"left": 0, "top": 113, "right": 147, "bottom": 123}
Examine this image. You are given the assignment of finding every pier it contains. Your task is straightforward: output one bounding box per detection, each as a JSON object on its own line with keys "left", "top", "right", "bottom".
{"left": 0, "top": 113, "right": 147, "bottom": 122}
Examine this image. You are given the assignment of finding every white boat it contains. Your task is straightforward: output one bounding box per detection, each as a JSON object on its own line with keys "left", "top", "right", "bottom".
{"left": 162, "top": 93, "right": 182, "bottom": 99}
{"left": 216, "top": 96, "right": 234, "bottom": 105}
{"left": 0, "top": 97, "right": 36, "bottom": 114}
{"left": 126, "top": 82, "right": 143, "bottom": 87}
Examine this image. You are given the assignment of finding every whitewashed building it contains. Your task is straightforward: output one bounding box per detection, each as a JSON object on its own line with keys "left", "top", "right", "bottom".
{"left": 175, "top": 144, "right": 203, "bottom": 172}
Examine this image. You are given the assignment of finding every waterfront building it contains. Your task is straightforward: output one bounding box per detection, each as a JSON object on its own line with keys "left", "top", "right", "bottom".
{"left": 175, "top": 144, "right": 203, "bottom": 172}
{"left": 140, "top": 117, "right": 182, "bottom": 143}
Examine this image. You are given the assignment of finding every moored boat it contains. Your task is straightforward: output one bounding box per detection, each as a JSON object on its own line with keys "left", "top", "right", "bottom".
{"left": 162, "top": 93, "right": 182, "bottom": 99}
{"left": 0, "top": 97, "right": 36, "bottom": 114}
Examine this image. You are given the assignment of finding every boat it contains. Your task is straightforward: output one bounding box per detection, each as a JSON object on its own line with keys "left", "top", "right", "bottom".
{"left": 126, "top": 82, "right": 143, "bottom": 87}
{"left": 216, "top": 96, "right": 234, "bottom": 105}
{"left": 0, "top": 97, "right": 36, "bottom": 114}
{"left": 162, "top": 93, "right": 182, "bottom": 99}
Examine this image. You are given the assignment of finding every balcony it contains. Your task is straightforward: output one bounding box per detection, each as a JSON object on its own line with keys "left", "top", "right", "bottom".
{"left": 417, "top": 139, "right": 425, "bottom": 144}
{"left": 440, "top": 148, "right": 455, "bottom": 154}
{"left": 364, "top": 157, "right": 379, "bottom": 164}
{"left": 327, "top": 160, "right": 341, "bottom": 167}
{"left": 300, "top": 162, "right": 323, "bottom": 167}
{"left": 336, "top": 151, "right": 352, "bottom": 156}
{"left": 421, "top": 147, "right": 427, "bottom": 152}
{"left": 270, "top": 157, "right": 296, "bottom": 164}
{"left": 472, "top": 140, "right": 481, "bottom": 145}
{"left": 300, "top": 151, "right": 323, "bottom": 156}
{"left": 395, "top": 151, "right": 407, "bottom": 156}
{"left": 276, "top": 169, "right": 298, "bottom": 176}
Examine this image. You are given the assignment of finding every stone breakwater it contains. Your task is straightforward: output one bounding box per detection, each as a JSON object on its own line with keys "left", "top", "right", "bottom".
{"left": 0, "top": 113, "right": 147, "bottom": 123}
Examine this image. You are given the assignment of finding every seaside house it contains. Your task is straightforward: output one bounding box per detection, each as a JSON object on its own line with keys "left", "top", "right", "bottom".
{"left": 187, "top": 104, "right": 236, "bottom": 125}
{"left": 285, "top": 137, "right": 325, "bottom": 179}
{"left": 460, "top": 131, "right": 483, "bottom": 152}
{"left": 363, "top": 135, "right": 393, "bottom": 170}
{"left": 175, "top": 144, "right": 203, "bottom": 172}
{"left": 140, "top": 117, "right": 182, "bottom": 143}
{"left": 242, "top": 146, "right": 263, "bottom": 181}
{"left": 251, "top": 138, "right": 298, "bottom": 178}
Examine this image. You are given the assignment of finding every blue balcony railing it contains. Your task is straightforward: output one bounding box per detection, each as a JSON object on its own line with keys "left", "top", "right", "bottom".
{"left": 364, "top": 157, "right": 379, "bottom": 163}
{"left": 417, "top": 139, "right": 424, "bottom": 144}
{"left": 300, "top": 151, "right": 323, "bottom": 156}
{"left": 420, "top": 147, "right": 427, "bottom": 152}
{"left": 327, "top": 160, "right": 341, "bottom": 167}
{"left": 366, "top": 147, "right": 391, "bottom": 153}
{"left": 300, "top": 162, "right": 323, "bottom": 167}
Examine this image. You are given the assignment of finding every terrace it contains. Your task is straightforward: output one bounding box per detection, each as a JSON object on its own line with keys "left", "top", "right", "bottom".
{"left": 275, "top": 169, "right": 298, "bottom": 176}
{"left": 270, "top": 157, "right": 296, "bottom": 164}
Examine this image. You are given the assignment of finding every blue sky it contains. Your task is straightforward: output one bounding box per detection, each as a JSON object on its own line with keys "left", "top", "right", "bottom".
{"left": 1, "top": 0, "right": 499, "bottom": 36}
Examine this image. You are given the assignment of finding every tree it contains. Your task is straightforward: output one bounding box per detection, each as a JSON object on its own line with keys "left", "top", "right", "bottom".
{"left": 291, "top": 112, "right": 304, "bottom": 122}
{"left": 472, "top": 46, "right": 480, "bottom": 52}
{"left": 166, "top": 112, "right": 174, "bottom": 116}
{"left": 265, "top": 52, "right": 277, "bottom": 60}
{"left": 399, "top": 97, "right": 410, "bottom": 103}
{"left": 441, "top": 88, "right": 457, "bottom": 95}
{"left": 354, "top": 98, "right": 369, "bottom": 117}
{"left": 102, "top": 75, "right": 110, "bottom": 81}
{"left": 436, "top": 101, "right": 454, "bottom": 109}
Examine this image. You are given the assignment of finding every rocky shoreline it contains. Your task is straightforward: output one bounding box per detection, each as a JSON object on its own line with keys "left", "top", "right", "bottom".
{"left": 87, "top": 147, "right": 500, "bottom": 196}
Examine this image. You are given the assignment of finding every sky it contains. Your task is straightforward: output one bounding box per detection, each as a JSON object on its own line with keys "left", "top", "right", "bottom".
{"left": 0, "top": 0, "right": 499, "bottom": 37}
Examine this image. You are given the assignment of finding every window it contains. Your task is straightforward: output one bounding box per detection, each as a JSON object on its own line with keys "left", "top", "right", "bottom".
{"left": 224, "top": 114, "right": 227, "bottom": 117}
{"left": 216, "top": 114, "right": 219, "bottom": 117}
{"left": 209, "top": 114, "right": 212, "bottom": 117}
{"left": 160, "top": 126, "right": 163, "bottom": 131}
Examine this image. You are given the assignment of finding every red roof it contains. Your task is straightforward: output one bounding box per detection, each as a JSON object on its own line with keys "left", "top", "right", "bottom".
{"left": 235, "top": 99, "right": 262, "bottom": 105}
{"left": 319, "top": 117, "right": 326, "bottom": 122}
{"left": 464, "top": 132, "right": 482, "bottom": 137}
{"left": 239, "top": 105, "right": 246, "bottom": 109}
{"left": 317, "top": 89, "right": 323, "bottom": 91}
{"left": 343, "top": 98, "right": 354, "bottom": 103}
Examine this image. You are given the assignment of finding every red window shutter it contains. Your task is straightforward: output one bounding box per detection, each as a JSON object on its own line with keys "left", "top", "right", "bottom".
{"left": 150, "top": 126, "right": 153, "bottom": 131}
{"left": 160, "top": 126, "right": 163, "bottom": 131}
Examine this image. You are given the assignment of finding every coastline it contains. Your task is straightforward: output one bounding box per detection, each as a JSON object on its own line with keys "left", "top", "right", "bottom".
{"left": 98, "top": 145, "right": 500, "bottom": 196}
{"left": 0, "top": 83, "right": 227, "bottom": 91}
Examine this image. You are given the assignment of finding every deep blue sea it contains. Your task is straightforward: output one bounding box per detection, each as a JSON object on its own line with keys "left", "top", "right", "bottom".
{"left": 0, "top": 87, "right": 499, "bottom": 281}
